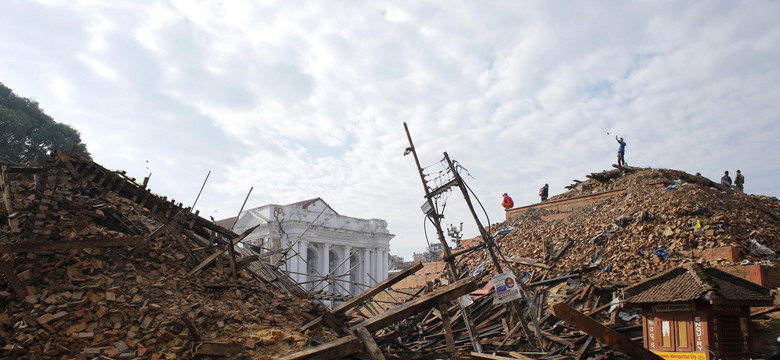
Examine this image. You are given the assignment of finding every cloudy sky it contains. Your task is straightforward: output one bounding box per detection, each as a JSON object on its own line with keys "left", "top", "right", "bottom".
{"left": 2, "top": 1, "right": 779, "bottom": 260}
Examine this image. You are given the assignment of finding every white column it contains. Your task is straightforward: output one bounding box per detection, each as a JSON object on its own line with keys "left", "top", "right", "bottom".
{"left": 378, "top": 248, "right": 384, "bottom": 280}
{"left": 362, "top": 247, "right": 370, "bottom": 287}
{"left": 373, "top": 248, "right": 380, "bottom": 283}
{"left": 367, "top": 249, "right": 374, "bottom": 284}
{"left": 292, "top": 241, "right": 300, "bottom": 283}
{"left": 321, "top": 243, "right": 331, "bottom": 290}
{"left": 381, "top": 249, "right": 387, "bottom": 281}
{"left": 341, "top": 245, "right": 350, "bottom": 295}
{"left": 298, "top": 240, "right": 308, "bottom": 283}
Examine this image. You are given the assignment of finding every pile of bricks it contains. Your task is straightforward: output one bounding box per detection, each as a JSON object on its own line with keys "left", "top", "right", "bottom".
{"left": 0, "top": 153, "right": 333, "bottom": 359}
{"left": 465, "top": 167, "right": 780, "bottom": 284}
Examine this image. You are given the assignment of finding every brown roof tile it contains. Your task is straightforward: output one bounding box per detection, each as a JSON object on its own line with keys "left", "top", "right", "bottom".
{"left": 624, "top": 263, "right": 772, "bottom": 305}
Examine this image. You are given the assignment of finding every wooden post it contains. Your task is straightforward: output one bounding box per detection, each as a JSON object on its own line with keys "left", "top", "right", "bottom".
{"left": 550, "top": 302, "right": 664, "bottom": 360}
{"left": 355, "top": 326, "right": 386, "bottom": 360}
{"left": 439, "top": 303, "right": 457, "bottom": 357}
{"left": 0, "top": 167, "right": 19, "bottom": 232}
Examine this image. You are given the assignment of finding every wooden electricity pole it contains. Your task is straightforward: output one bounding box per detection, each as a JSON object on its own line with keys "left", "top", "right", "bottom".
{"left": 403, "top": 123, "right": 482, "bottom": 353}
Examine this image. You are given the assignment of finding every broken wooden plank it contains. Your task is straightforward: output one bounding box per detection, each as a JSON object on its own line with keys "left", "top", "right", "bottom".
{"left": 301, "top": 260, "right": 426, "bottom": 333}
{"left": 3, "top": 166, "right": 46, "bottom": 174}
{"left": 442, "top": 242, "right": 485, "bottom": 262}
{"left": 277, "top": 335, "right": 362, "bottom": 360}
{"left": 335, "top": 260, "right": 424, "bottom": 315}
{"left": 322, "top": 311, "right": 353, "bottom": 337}
{"left": 507, "top": 257, "right": 551, "bottom": 270}
{"left": 0, "top": 257, "right": 27, "bottom": 300}
{"left": 493, "top": 320, "right": 523, "bottom": 355}
{"left": 193, "top": 341, "right": 242, "bottom": 356}
{"left": 527, "top": 273, "right": 579, "bottom": 287}
{"left": 355, "top": 326, "right": 386, "bottom": 360}
{"left": 506, "top": 352, "right": 536, "bottom": 360}
{"left": 576, "top": 336, "right": 594, "bottom": 360}
{"left": 350, "top": 276, "right": 478, "bottom": 333}
{"left": 181, "top": 314, "right": 202, "bottom": 342}
{"left": 438, "top": 303, "right": 456, "bottom": 354}
{"left": 551, "top": 238, "right": 573, "bottom": 261}
{"left": 187, "top": 245, "right": 228, "bottom": 276}
{"left": 0, "top": 167, "right": 19, "bottom": 233}
{"left": 187, "top": 225, "right": 259, "bottom": 276}
{"left": 0, "top": 236, "right": 149, "bottom": 253}
{"left": 550, "top": 302, "right": 663, "bottom": 360}
{"left": 468, "top": 352, "right": 530, "bottom": 360}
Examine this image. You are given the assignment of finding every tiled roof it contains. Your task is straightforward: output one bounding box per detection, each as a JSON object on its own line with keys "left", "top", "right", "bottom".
{"left": 215, "top": 216, "right": 237, "bottom": 230}
{"left": 391, "top": 261, "right": 448, "bottom": 289}
{"left": 286, "top": 198, "right": 340, "bottom": 215}
{"left": 624, "top": 263, "right": 772, "bottom": 305}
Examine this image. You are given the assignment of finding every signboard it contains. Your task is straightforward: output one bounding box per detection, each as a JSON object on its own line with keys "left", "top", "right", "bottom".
{"left": 491, "top": 271, "right": 522, "bottom": 304}
{"left": 712, "top": 305, "right": 740, "bottom": 312}
{"left": 694, "top": 316, "right": 704, "bottom": 352}
{"left": 653, "top": 304, "right": 693, "bottom": 312}
{"left": 653, "top": 351, "right": 707, "bottom": 360}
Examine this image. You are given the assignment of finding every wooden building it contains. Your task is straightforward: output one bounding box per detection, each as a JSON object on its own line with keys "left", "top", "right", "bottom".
{"left": 623, "top": 263, "right": 773, "bottom": 360}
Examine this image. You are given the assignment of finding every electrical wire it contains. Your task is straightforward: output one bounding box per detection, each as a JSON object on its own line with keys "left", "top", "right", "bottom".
{"left": 462, "top": 168, "right": 514, "bottom": 266}
{"left": 422, "top": 215, "right": 432, "bottom": 250}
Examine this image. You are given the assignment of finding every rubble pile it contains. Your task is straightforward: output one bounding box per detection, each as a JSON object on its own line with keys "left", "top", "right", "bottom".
{"left": 4, "top": 149, "right": 778, "bottom": 359}
{"left": 0, "top": 151, "right": 330, "bottom": 359}
{"left": 468, "top": 167, "right": 780, "bottom": 282}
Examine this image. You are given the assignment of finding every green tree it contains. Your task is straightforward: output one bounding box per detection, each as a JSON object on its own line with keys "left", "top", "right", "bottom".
{"left": 0, "top": 82, "right": 91, "bottom": 165}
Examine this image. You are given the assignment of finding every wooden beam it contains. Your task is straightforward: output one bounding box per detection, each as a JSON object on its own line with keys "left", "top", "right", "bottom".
{"left": 442, "top": 242, "right": 485, "bottom": 262}
{"left": 333, "top": 260, "right": 424, "bottom": 315}
{"left": 186, "top": 225, "right": 259, "bottom": 276}
{"left": 0, "top": 237, "right": 149, "bottom": 253}
{"left": 552, "top": 239, "right": 573, "bottom": 261}
{"left": 187, "top": 245, "right": 227, "bottom": 276}
{"left": 506, "top": 352, "right": 536, "bottom": 360}
{"left": 439, "top": 303, "right": 456, "bottom": 354}
{"left": 550, "top": 302, "right": 664, "bottom": 360}
{"left": 350, "top": 276, "right": 478, "bottom": 333}
{"left": 0, "top": 257, "right": 27, "bottom": 299}
{"left": 355, "top": 326, "right": 386, "bottom": 360}
{"left": 52, "top": 149, "right": 81, "bottom": 177}
{"left": 3, "top": 166, "right": 46, "bottom": 174}
{"left": 181, "top": 314, "right": 202, "bottom": 342}
{"left": 507, "top": 257, "right": 551, "bottom": 270}
{"left": 322, "top": 311, "right": 353, "bottom": 337}
{"left": 277, "top": 335, "right": 362, "bottom": 360}
{"left": 302, "top": 260, "right": 427, "bottom": 332}
{"left": 193, "top": 341, "right": 242, "bottom": 356}
{"left": 468, "top": 352, "right": 527, "bottom": 360}
{"left": 575, "top": 336, "right": 594, "bottom": 360}
{"left": 527, "top": 273, "right": 580, "bottom": 287}
{"left": 0, "top": 167, "right": 19, "bottom": 232}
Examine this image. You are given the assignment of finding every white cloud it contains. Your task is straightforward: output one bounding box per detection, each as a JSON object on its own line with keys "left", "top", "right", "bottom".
{"left": 1, "top": 0, "right": 779, "bottom": 260}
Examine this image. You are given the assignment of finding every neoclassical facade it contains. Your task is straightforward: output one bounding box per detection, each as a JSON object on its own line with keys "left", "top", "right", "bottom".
{"left": 230, "top": 198, "right": 394, "bottom": 298}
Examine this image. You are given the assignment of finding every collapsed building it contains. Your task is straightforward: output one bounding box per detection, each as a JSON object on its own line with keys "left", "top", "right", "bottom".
{"left": 1, "top": 146, "right": 778, "bottom": 360}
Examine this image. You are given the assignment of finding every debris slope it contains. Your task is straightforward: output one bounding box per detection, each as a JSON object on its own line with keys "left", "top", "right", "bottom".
{"left": 0, "top": 151, "right": 328, "bottom": 359}
{"left": 468, "top": 167, "right": 780, "bottom": 283}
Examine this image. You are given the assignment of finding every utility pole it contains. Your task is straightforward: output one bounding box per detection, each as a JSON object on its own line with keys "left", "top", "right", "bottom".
{"left": 403, "top": 123, "right": 483, "bottom": 353}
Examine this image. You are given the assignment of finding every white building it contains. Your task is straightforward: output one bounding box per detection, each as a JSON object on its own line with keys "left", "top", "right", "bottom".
{"left": 228, "top": 198, "right": 394, "bottom": 299}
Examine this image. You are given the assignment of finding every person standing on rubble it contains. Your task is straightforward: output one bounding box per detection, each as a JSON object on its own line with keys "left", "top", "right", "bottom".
{"left": 502, "top": 193, "right": 514, "bottom": 210}
{"left": 615, "top": 135, "right": 627, "bottom": 166}
{"left": 721, "top": 171, "right": 732, "bottom": 186}
{"left": 539, "top": 184, "right": 549, "bottom": 202}
{"left": 734, "top": 170, "right": 745, "bottom": 192}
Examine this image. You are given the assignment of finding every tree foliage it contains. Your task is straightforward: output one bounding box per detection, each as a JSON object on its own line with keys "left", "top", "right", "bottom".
{"left": 0, "top": 82, "right": 91, "bottom": 165}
